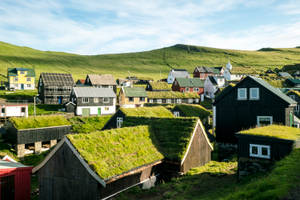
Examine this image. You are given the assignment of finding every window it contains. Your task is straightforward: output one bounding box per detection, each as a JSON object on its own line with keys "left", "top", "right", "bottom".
{"left": 140, "top": 97, "right": 145, "bottom": 102}
{"left": 176, "top": 99, "right": 181, "bottom": 104}
{"left": 195, "top": 99, "right": 199, "bottom": 103}
{"left": 188, "top": 98, "right": 193, "bottom": 103}
{"left": 237, "top": 88, "right": 247, "bottom": 100}
{"left": 129, "top": 97, "right": 134, "bottom": 102}
{"left": 105, "top": 107, "right": 109, "bottom": 111}
{"left": 249, "top": 144, "right": 270, "bottom": 159}
{"left": 166, "top": 99, "right": 171, "bottom": 104}
{"left": 296, "top": 105, "right": 299, "bottom": 112}
{"left": 53, "top": 87, "right": 58, "bottom": 92}
{"left": 157, "top": 99, "right": 162, "bottom": 104}
{"left": 20, "top": 71, "right": 25, "bottom": 74}
{"left": 149, "top": 99, "right": 153, "bottom": 103}
{"left": 185, "top": 87, "right": 189, "bottom": 92}
{"left": 257, "top": 116, "right": 273, "bottom": 127}
{"left": 250, "top": 88, "right": 259, "bottom": 100}
{"left": 94, "top": 98, "right": 99, "bottom": 103}
{"left": 117, "top": 117, "right": 123, "bottom": 128}
{"left": 173, "top": 111, "right": 180, "bottom": 117}
{"left": 27, "top": 78, "right": 31, "bottom": 82}
{"left": 14, "top": 84, "right": 18, "bottom": 88}
{"left": 103, "top": 97, "right": 109, "bottom": 103}
{"left": 1, "top": 108, "right": 5, "bottom": 113}
{"left": 82, "top": 97, "right": 89, "bottom": 103}
{"left": 21, "top": 107, "right": 26, "bottom": 113}
{"left": 14, "top": 77, "right": 18, "bottom": 82}
{"left": 193, "top": 88, "right": 199, "bottom": 92}
{"left": 27, "top": 84, "right": 31, "bottom": 88}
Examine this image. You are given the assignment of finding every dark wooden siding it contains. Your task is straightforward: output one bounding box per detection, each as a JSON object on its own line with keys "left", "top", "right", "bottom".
{"left": 102, "top": 110, "right": 125, "bottom": 130}
{"left": 76, "top": 97, "right": 114, "bottom": 107}
{"left": 38, "top": 142, "right": 99, "bottom": 200}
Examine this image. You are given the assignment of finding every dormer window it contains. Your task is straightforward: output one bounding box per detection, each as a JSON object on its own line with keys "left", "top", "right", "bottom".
{"left": 250, "top": 88, "right": 259, "bottom": 100}
{"left": 237, "top": 88, "right": 247, "bottom": 100}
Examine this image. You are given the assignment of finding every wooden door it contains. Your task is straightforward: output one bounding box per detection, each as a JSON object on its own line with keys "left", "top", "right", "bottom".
{"left": 1, "top": 175, "right": 15, "bottom": 200}
{"left": 82, "top": 108, "right": 90, "bottom": 117}
{"left": 98, "top": 108, "right": 101, "bottom": 116}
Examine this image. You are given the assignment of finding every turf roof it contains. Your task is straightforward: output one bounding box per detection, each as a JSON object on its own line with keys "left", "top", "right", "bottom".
{"left": 147, "top": 91, "right": 199, "bottom": 99}
{"left": 123, "top": 87, "right": 147, "bottom": 97}
{"left": 67, "top": 126, "right": 164, "bottom": 180}
{"left": 239, "top": 125, "right": 300, "bottom": 140}
{"left": 173, "top": 104, "right": 211, "bottom": 119}
{"left": 120, "top": 106, "right": 174, "bottom": 118}
{"left": 149, "top": 81, "right": 171, "bottom": 91}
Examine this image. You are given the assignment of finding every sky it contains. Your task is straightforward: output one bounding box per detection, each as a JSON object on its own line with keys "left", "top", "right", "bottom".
{"left": 0, "top": 0, "right": 299, "bottom": 55}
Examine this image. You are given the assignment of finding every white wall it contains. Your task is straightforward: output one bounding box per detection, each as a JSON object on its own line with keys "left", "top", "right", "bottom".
{"left": 9, "top": 83, "right": 35, "bottom": 90}
{"left": 76, "top": 105, "right": 116, "bottom": 116}
{"left": 0, "top": 105, "right": 28, "bottom": 117}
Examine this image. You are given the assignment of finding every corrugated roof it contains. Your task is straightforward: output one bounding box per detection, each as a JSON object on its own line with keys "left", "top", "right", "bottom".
{"left": 74, "top": 87, "right": 116, "bottom": 98}
{"left": 7, "top": 67, "right": 35, "bottom": 77}
{"left": 40, "top": 72, "right": 74, "bottom": 86}
{"left": 175, "top": 78, "right": 204, "bottom": 87}
{"left": 123, "top": 87, "right": 147, "bottom": 97}
{"left": 0, "top": 160, "right": 28, "bottom": 169}
{"left": 87, "top": 74, "right": 116, "bottom": 86}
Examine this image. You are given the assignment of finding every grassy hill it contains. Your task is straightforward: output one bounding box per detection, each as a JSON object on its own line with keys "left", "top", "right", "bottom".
{"left": 1, "top": 41, "right": 300, "bottom": 82}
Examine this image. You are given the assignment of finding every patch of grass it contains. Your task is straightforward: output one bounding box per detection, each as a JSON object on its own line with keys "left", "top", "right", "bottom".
{"left": 200, "top": 97, "right": 212, "bottom": 109}
{"left": 120, "top": 106, "right": 174, "bottom": 118}
{"left": 28, "top": 104, "right": 64, "bottom": 115}
{"left": 69, "top": 115, "right": 112, "bottom": 133}
{"left": 0, "top": 89, "right": 37, "bottom": 101}
{"left": 148, "top": 81, "right": 172, "bottom": 91}
{"left": 173, "top": 104, "right": 211, "bottom": 119}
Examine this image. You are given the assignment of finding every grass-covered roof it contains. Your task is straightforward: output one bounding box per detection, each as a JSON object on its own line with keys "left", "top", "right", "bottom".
{"left": 149, "top": 81, "right": 171, "bottom": 91}
{"left": 67, "top": 126, "right": 164, "bottom": 180}
{"left": 123, "top": 87, "right": 147, "bottom": 97}
{"left": 120, "top": 106, "right": 174, "bottom": 118}
{"left": 287, "top": 90, "right": 300, "bottom": 97}
{"left": 239, "top": 125, "right": 300, "bottom": 140}
{"left": 147, "top": 91, "right": 199, "bottom": 99}
{"left": 10, "top": 115, "right": 70, "bottom": 129}
{"left": 173, "top": 104, "right": 211, "bottom": 119}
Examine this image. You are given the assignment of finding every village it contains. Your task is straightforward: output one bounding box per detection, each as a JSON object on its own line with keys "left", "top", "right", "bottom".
{"left": 0, "top": 62, "right": 300, "bottom": 200}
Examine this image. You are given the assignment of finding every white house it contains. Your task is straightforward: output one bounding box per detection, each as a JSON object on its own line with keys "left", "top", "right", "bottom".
{"left": 0, "top": 103, "right": 28, "bottom": 118}
{"left": 223, "top": 61, "right": 244, "bottom": 81}
{"left": 204, "top": 76, "right": 226, "bottom": 99}
{"left": 71, "top": 87, "right": 116, "bottom": 116}
{"left": 167, "top": 69, "right": 190, "bottom": 84}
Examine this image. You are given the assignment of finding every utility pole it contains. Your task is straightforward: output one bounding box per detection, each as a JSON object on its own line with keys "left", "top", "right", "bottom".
{"left": 34, "top": 96, "right": 36, "bottom": 117}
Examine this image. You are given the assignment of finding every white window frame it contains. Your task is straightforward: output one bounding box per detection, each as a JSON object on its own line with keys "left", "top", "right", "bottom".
{"left": 176, "top": 99, "right": 182, "bottom": 104}
{"left": 14, "top": 77, "right": 18, "bottom": 82}
{"left": 193, "top": 88, "right": 199, "bottom": 92}
{"left": 166, "top": 99, "right": 171, "bottom": 104}
{"left": 27, "top": 84, "right": 31, "bottom": 88}
{"left": 94, "top": 97, "right": 99, "bottom": 103}
{"left": 237, "top": 88, "right": 247, "bottom": 100}
{"left": 257, "top": 116, "right": 273, "bottom": 127}
{"left": 149, "top": 99, "right": 153, "bottom": 103}
{"left": 250, "top": 88, "right": 259, "bottom": 100}
{"left": 188, "top": 98, "right": 193, "bottom": 103}
{"left": 195, "top": 98, "right": 199, "bottom": 103}
{"left": 27, "top": 77, "right": 31, "bottom": 82}
{"left": 139, "top": 97, "right": 145, "bottom": 102}
{"left": 295, "top": 105, "right": 299, "bottom": 112}
{"left": 82, "top": 97, "right": 89, "bottom": 103}
{"left": 185, "top": 87, "right": 189, "bottom": 92}
{"left": 173, "top": 111, "right": 180, "bottom": 117}
{"left": 103, "top": 97, "right": 109, "bottom": 103}
{"left": 249, "top": 144, "right": 270, "bottom": 159}
{"left": 157, "top": 99, "right": 162, "bottom": 104}
{"left": 117, "top": 117, "right": 123, "bottom": 128}
{"left": 20, "top": 71, "right": 25, "bottom": 74}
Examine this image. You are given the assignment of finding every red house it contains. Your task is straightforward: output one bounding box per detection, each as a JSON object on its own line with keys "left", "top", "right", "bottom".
{"left": 172, "top": 77, "right": 204, "bottom": 95}
{"left": 193, "top": 66, "right": 224, "bottom": 80}
{"left": 0, "top": 157, "right": 32, "bottom": 200}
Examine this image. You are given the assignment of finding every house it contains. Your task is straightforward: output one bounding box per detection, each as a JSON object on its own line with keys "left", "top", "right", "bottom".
{"left": 70, "top": 87, "right": 116, "bottom": 117}
{"left": 167, "top": 69, "right": 190, "bottom": 84}
{"left": 193, "top": 66, "right": 224, "bottom": 79}
{"left": 278, "top": 72, "right": 292, "bottom": 79}
{"left": 84, "top": 74, "right": 117, "bottom": 93}
{"left": 286, "top": 90, "right": 300, "bottom": 118}
{"left": 5, "top": 115, "right": 71, "bottom": 157}
{"left": 146, "top": 81, "right": 171, "bottom": 91}
{"left": 223, "top": 61, "right": 244, "bottom": 81}
{"left": 0, "top": 101, "right": 28, "bottom": 118}
{"left": 33, "top": 118, "right": 212, "bottom": 199}
{"left": 38, "top": 73, "right": 74, "bottom": 104}
{"left": 236, "top": 125, "right": 300, "bottom": 178}
{"left": 75, "top": 79, "right": 85, "bottom": 86}
{"left": 285, "top": 79, "right": 300, "bottom": 88}
{"left": 7, "top": 68, "right": 35, "bottom": 90}
{"left": 204, "top": 76, "right": 226, "bottom": 98}
{"left": 119, "top": 87, "right": 147, "bottom": 108}
{"left": 147, "top": 91, "right": 200, "bottom": 104}
{"left": 172, "top": 77, "right": 204, "bottom": 96}
{"left": 0, "top": 158, "right": 33, "bottom": 200}
{"left": 213, "top": 76, "right": 297, "bottom": 143}
{"left": 104, "top": 106, "right": 174, "bottom": 129}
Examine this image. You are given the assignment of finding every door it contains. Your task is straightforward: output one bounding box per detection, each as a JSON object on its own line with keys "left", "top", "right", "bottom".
{"left": 290, "top": 111, "right": 294, "bottom": 127}
{"left": 58, "top": 96, "right": 62, "bottom": 104}
{"left": 1, "top": 175, "right": 15, "bottom": 200}
{"left": 98, "top": 108, "right": 101, "bottom": 116}
{"left": 82, "top": 108, "right": 90, "bottom": 117}
{"left": 21, "top": 84, "right": 24, "bottom": 90}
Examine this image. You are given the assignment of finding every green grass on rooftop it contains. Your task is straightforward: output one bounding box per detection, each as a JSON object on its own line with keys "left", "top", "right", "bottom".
{"left": 174, "top": 104, "right": 211, "bottom": 119}
{"left": 120, "top": 106, "right": 174, "bottom": 118}
{"left": 239, "top": 125, "right": 300, "bottom": 140}
{"left": 10, "top": 115, "right": 70, "bottom": 129}
{"left": 69, "top": 115, "right": 112, "bottom": 133}
{"left": 67, "top": 126, "right": 164, "bottom": 180}
{"left": 149, "top": 81, "right": 171, "bottom": 90}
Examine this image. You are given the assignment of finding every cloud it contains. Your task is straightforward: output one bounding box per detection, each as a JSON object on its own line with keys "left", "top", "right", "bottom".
{"left": 277, "top": 0, "right": 300, "bottom": 15}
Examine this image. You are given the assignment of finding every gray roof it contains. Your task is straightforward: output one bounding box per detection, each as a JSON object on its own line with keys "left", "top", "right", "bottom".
{"left": 73, "top": 87, "right": 116, "bottom": 98}
{"left": 86, "top": 74, "right": 117, "bottom": 86}
{"left": 0, "top": 160, "right": 28, "bottom": 169}
{"left": 40, "top": 73, "right": 74, "bottom": 86}
{"left": 170, "top": 69, "right": 190, "bottom": 78}
{"left": 278, "top": 72, "right": 292, "bottom": 78}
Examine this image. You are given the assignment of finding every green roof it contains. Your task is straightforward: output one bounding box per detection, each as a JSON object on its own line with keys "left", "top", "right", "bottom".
{"left": 123, "top": 87, "right": 147, "bottom": 97}
{"left": 149, "top": 81, "right": 171, "bottom": 91}
{"left": 287, "top": 79, "right": 300, "bottom": 84}
{"left": 120, "top": 106, "right": 174, "bottom": 118}
{"left": 287, "top": 90, "right": 300, "bottom": 97}
{"left": 10, "top": 115, "right": 70, "bottom": 129}
{"left": 239, "top": 125, "right": 300, "bottom": 140}
{"left": 7, "top": 68, "right": 35, "bottom": 77}
{"left": 173, "top": 104, "right": 211, "bottom": 119}
{"left": 147, "top": 91, "right": 199, "bottom": 99}
{"left": 67, "top": 126, "right": 164, "bottom": 180}
{"left": 176, "top": 78, "right": 204, "bottom": 87}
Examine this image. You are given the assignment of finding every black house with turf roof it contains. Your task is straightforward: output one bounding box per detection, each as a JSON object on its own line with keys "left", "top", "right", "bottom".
{"left": 33, "top": 118, "right": 213, "bottom": 199}
{"left": 213, "top": 76, "right": 297, "bottom": 143}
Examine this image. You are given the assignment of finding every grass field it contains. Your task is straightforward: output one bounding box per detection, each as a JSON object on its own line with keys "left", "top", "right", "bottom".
{"left": 1, "top": 42, "right": 300, "bottom": 82}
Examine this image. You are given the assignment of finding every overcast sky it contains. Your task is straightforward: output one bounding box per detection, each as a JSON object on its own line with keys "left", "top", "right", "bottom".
{"left": 0, "top": 0, "right": 299, "bottom": 55}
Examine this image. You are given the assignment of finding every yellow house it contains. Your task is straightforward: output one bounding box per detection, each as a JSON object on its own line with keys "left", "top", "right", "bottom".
{"left": 7, "top": 68, "right": 35, "bottom": 90}
{"left": 119, "top": 87, "right": 147, "bottom": 108}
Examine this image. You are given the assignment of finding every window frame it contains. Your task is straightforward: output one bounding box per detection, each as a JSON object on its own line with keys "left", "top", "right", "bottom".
{"left": 128, "top": 97, "right": 134, "bottom": 102}
{"left": 166, "top": 99, "right": 171, "bottom": 104}
{"left": 82, "top": 97, "right": 89, "bottom": 103}
{"left": 250, "top": 88, "right": 259, "bottom": 100}
{"left": 157, "top": 99, "right": 162, "bottom": 104}
{"left": 116, "top": 117, "right": 123, "bottom": 128}
{"left": 176, "top": 99, "right": 182, "bottom": 104}
{"left": 27, "top": 77, "right": 31, "bottom": 82}
{"left": 103, "top": 97, "right": 109, "bottom": 103}
{"left": 27, "top": 84, "right": 31, "bottom": 88}
{"left": 237, "top": 88, "right": 247, "bottom": 100}
{"left": 193, "top": 88, "right": 199, "bottom": 92}
{"left": 21, "top": 107, "right": 26, "bottom": 113}
{"left": 94, "top": 97, "right": 99, "bottom": 103}
{"left": 139, "top": 97, "right": 145, "bottom": 102}
{"left": 185, "top": 87, "right": 189, "bottom": 92}
{"left": 257, "top": 116, "right": 273, "bottom": 127}
{"left": 249, "top": 144, "right": 271, "bottom": 159}
{"left": 173, "top": 111, "right": 180, "bottom": 117}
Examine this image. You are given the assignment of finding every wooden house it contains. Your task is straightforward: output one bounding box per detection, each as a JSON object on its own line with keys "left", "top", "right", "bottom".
{"left": 85, "top": 74, "right": 117, "bottom": 92}
{"left": 7, "top": 68, "right": 35, "bottom": 90}
{"left": 204, "top": 76, "right": 226, "bottom": 99}
{"left": 285, "top": 78, "right": 300, "bottom": 88}
{"left": 70, "top": 87, "right": 116, "bottom": 117}
{"left": 172, "top": 77, "right": 204, "bottom": 96}
{"left": 213, "top": 76, "right": 297, "bottom": 143}
{"left": 38, "top": 73, "right": 74, "bottom": 104}
{"left": 236, "top": 125, "right": 300, "bottom": 178}
{"left": 146, "top": 81, "right": 171, "bottom": 91}
{"left": 0, "top": 159, "right": 33, "bottom": 200}
{"left": 193, "top": 66, "right": 223, "bottom": 79}
{"left": 147, "top": 91, "right": 200, "bottom": 104}
{"left": 167, "top": 69, "right": 190, "bottom": 84}
{"left": 119, "top": 87, "right": 147, "bottom": 108}
{"left": 5, "top": 115, "right": 71, "bottom": 157}
{"left": 0, "top": 101, "right": 28, "bottom": 118}
{"left": 33, "top": 118, "right": 212, "bottom": 199}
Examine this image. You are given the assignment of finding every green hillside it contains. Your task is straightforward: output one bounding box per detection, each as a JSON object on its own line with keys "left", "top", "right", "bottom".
{"left": 1, "top": 41, "right": 300, "bottom": 82}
